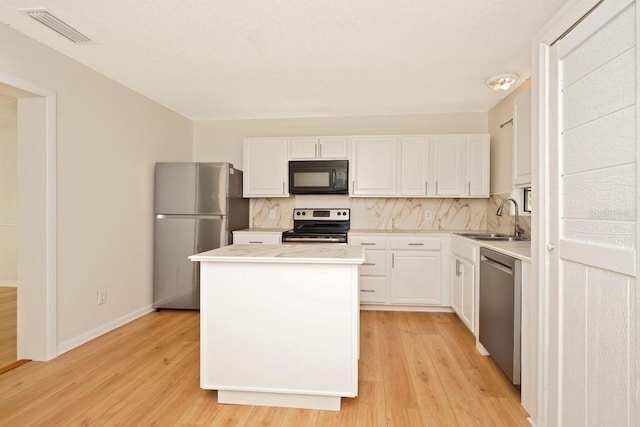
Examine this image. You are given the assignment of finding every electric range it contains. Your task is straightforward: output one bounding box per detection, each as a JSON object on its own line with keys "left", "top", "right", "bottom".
{"left": 281, "top": 208, "right": 350, "bottom": 244}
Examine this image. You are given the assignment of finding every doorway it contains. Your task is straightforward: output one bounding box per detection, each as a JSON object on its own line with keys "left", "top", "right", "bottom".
{"left": 0, "top": 93, "right": 17, "bottom": 369}
{"left": 0, "top": 76, "right": 57, "bottom": 362}
{"left": 535, "top": 0, "right": 638, "bottom": 424}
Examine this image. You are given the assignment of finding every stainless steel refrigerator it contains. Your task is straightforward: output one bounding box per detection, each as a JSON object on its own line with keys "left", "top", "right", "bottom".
{"left": 153, "top": 162, "right": 249, "bottom": 310}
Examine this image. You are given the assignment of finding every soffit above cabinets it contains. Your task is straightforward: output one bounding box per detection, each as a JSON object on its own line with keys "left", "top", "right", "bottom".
{"left": 0, "top": 0, "right": 567, "bottom": 120}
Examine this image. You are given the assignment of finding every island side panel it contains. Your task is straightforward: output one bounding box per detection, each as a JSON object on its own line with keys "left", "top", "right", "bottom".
{"left": 200, "top": 261, "right": 359, "bottom": 400}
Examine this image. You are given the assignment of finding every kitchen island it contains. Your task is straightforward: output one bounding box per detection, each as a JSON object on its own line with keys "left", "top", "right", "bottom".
{"left": 189, "top": 244, "right": 365, "bottom": 411}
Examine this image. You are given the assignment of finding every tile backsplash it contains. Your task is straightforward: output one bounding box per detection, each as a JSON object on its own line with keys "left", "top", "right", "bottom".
{"left": 250, "top": 192, "right": 531, "bottom": 235}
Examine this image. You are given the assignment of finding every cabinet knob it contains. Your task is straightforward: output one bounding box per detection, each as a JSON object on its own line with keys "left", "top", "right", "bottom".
{"left": 547, "top": 243, "right": 556, "bottom": 251}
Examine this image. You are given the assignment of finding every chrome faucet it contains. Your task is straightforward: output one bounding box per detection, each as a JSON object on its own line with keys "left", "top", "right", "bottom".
{"left": 496, "top": 197, "right": 525, "bottom": 238}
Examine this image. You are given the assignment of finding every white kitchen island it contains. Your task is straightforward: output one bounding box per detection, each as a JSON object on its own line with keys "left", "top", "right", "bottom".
{"left": 189, "top": 243, "right": 365, "bottom": 411}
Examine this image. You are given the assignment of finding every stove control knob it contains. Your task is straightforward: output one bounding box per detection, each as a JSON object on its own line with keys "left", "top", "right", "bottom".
{"left": 342, "top": 211, "right": 348, "bottom": 216}
{"left": 337, "top": 212, "right": 341, "bottom": 216}
{"left": 302, "top": 211, "right": 306, "bottom": 216}
{"left": 296, "top": 211, "right": 301, "bottom": 216}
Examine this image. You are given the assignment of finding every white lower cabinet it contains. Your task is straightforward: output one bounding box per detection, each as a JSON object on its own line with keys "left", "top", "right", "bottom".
{"left": 349, "top": 233, "right": 450, "bottom": 309}
{"left": 390, "top": 250, "right": 441, "bottom": 305}
{"left": 450, "top": 255, "right": 475, "bottom": 331}
{"left": 232, "top": 230, "right": 282, "bottom": 244}
{"left": 349, "top": 235, "right": 388, "bottom": 303}
{"left": 450, "top": 235, "right": 480, "bottom": 333}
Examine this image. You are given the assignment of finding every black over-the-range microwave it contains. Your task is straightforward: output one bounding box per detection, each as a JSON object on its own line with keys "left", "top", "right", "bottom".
{"left": 288, "top": 160, "right": 349, "bottom": 195}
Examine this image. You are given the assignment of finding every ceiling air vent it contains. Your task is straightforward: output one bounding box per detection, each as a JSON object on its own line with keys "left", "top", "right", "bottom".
{"left": 21, "top": 8, "right": 93, "bottom": 44}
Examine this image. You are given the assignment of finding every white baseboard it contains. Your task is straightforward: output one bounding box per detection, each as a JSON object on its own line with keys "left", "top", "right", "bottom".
{"left": 57, "top": 305, "right": 154, "bottom": 356}
{"left": 360, "top": 304, "right": 454, "bottom": 313}
{"left": 0, "top": 281, "right": 18, "bottom": 287}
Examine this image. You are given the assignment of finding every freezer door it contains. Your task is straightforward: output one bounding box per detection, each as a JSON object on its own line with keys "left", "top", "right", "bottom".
{"left": 153, "top": 216, "right": 226, "bottom": 309}
{"left": 155, "top": 162, "right": 229, "bottom": 215}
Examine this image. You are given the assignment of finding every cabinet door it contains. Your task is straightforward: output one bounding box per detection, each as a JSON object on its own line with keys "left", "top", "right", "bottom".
{"left": 432, "top": 135, "right": 465, "bottom": 196}
{"left": 351, "top": 136, "right": 398, "bottom": 196}
{"left": 290, "top": 137, "right": 348, "bottom": 159}
{"left": 450, "top": 256, "right": 463, "bottom": 315}
{"left": 513, "top": 88, "right": 532, "bottom": 187}
{"left": 465, "top": 134, "right": 490, "bottom": 197}
{"left": 400, "top": 136, "right": 432, "bottom": 196}
{"left": 289, "top": 137, "right": 319, "bottom": 159}
{"left": 460, "top": 257, "right": 475, "bottom": 331}
{"left": 318, "top": 137, "right": 348, "bottom": 159}
{"left": 243, "top": 138, "right": 289, "bottom": 197}
{"left": 390, "top": 250, "right": 441, "bottom": 305}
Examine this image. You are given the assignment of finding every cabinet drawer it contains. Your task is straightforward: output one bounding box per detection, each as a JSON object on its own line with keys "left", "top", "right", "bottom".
{"left": 359, "top": 276, "right": 386, "bottom": 303}
{"left": 349, "top": 235, "right": 387, "bottom": 249}
{"left": 233, "top": 232, "right": 281, "bottom": 245}
{"left": 360, "top": 250, "right": 386, "bottom": 276}
{"left": 390, "top": 236, "right": 441, "bottom": 250}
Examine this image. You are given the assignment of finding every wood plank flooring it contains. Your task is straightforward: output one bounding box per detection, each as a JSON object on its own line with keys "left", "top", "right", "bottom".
{"left": 0, "top": 310, "right": 529, "bottom": 426}
{"left": 0, "top": 287, "right": 17, "bottom": 369}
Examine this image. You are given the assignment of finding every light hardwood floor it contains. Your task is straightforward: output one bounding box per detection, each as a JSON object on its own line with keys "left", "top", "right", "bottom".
{"left": 0, "top": 310, "right": 529, "bottom": 426}
{"left": 0, "top": 287, "right": 17, "bottom": 369}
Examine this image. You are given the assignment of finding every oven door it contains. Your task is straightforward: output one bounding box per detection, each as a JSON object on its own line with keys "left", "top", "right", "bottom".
{"left": 288, "top": 160, "right": 348, "bottom": 194}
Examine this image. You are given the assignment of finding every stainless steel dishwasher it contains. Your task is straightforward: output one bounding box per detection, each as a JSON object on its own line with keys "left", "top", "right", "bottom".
{"left": 479, "top": 247, "right": 521, "bottom": 387}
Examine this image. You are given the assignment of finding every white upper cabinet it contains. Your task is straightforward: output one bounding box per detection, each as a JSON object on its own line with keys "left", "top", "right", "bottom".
{"left": 351, "top": 136, "right": 398, "bottom": 196}
{"left": 400, "top": 136, "right": 432, "bottom": 196}
{"left": 432, "top": 135, "right": 466, "bottom": 196}
{"left": 466, "top": 134, "right": 490, "bottom": 197}
{"left": 401, "top": 134, "right": 489, "bottom": 198}
{"left": 513, "top": 88, "right": 532, "bottom": 187}
{"left": 431, "top": 134, "right": 489, "bottom": 198}
{"left": 242, "top": 133, "right": 489, "bottom": 198}
{"left": 289, "top": 137, "right": 348, "bottom": 159}
{"left": 243, "top": 138, "right": 289, "bottom": 197}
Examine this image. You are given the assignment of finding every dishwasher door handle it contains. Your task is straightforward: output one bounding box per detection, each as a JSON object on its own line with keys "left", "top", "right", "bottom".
{"left": 481, "top": 256, "right": 514, "bottom": 275}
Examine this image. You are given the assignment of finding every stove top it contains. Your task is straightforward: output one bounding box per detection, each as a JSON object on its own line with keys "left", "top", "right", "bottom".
{"left": 282, "top": 208, "right": 350, "bottom": 244}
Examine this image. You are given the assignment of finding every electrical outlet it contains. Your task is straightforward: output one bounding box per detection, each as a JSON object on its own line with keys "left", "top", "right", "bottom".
{"left": 269, "top": 209, "right": 276, "bottom": 219}
{"left": 424, "top": 210, "right": 433, "bottom": 220}
{"left": 97, "top": 290, "right": 107, "bottom": 305}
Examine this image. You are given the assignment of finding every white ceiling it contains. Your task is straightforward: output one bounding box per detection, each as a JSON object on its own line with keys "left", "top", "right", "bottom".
{"left": 0, "top": 0, "right": 567, "bottom": 120}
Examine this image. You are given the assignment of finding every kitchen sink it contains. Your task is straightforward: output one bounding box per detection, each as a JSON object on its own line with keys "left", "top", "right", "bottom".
{"left": 456, "top": 232, "right": 530, "bottom": 242}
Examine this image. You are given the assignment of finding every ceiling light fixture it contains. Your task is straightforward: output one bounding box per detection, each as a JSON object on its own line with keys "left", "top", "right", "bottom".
{"left": 485, "top": 73, "right": 519, "bottom": 91}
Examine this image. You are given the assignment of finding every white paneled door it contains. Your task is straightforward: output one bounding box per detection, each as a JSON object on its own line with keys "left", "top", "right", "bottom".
{"left": 545, "top": 0, "right": 637, "bottom": 425}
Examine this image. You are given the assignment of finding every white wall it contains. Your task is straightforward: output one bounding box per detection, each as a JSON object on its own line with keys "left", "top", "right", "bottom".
{"left": 0, "top": 94, "right": 17, "bottom": 286}
{"left": 0, "top": 24, "right": 193, "bottom": 355}
{"left": 193, "top": 113, "right": 488, "bottom": 167}
{"left": 487, "top": 79, "right": 532, "bottom": 194}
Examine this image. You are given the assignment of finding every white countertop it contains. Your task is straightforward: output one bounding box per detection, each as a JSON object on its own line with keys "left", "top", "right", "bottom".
{"left": 349, "top": 228, "right": 454, "bottom": 235}
{"left": 190, "top": 243, "right": 365, "bottom": 264}
{"left": 233, "top": 228, "right": 290, "bottom": 233}
{"left": 349, "top": 228, "right": 531, "bottom": 261}
{"left": 235, "top": 228, "right": 531, "bottom": 262}
{"left": 469, "top": 239, "right": 531, "bottom": 262}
